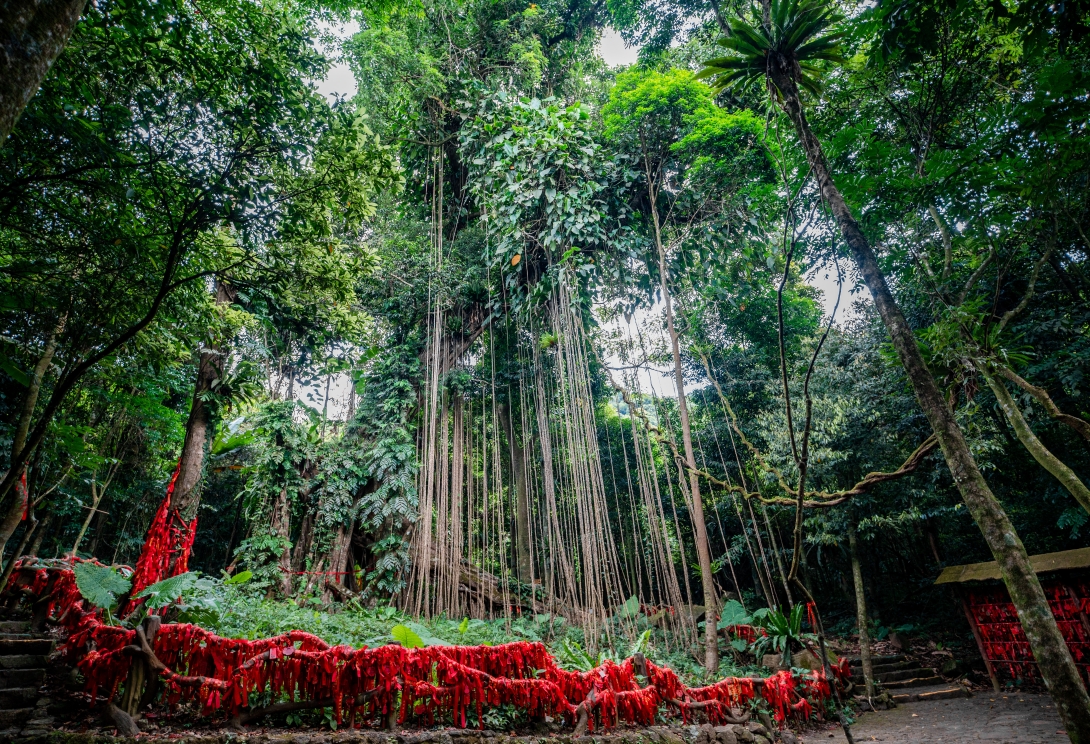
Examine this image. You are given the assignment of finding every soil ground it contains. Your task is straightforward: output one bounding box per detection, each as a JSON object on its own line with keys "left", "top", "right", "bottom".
{"left": 806, "top": 690, "right": 1068, "bottom": 743}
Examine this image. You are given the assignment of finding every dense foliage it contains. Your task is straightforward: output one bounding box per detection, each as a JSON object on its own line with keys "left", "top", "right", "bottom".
{"left": 2, "top": 0, "right": 1090, "bottom": 714}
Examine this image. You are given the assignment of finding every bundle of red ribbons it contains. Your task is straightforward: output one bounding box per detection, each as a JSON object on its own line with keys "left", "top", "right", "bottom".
{"left": 10, "top": 561, "right": 842, "bottom": 731}
{"left": 966, "top": 581, "right": 1090, "bottom": 682}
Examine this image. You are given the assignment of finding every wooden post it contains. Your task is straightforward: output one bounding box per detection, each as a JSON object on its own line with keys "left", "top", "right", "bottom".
{"left": 1064, "top": 585, "right": 1090, "bottom": 688}
{"left": 959, "top": 591, "right": 1001, "bottom": 693}
{"left": 1065, "top": 585, "right": 1090, "bottom": 638}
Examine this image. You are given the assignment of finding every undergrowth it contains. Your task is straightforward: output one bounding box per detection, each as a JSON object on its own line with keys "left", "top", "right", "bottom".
{"left": 157, "top": 572, "right": 762, "bottom": 686}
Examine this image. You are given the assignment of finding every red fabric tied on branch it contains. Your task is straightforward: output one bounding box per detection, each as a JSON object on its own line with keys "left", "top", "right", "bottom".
{"left": 128, "top": 463, "right": 198, "bottom": 604}
{"left": 7, "top": 563, "right": 843, "bottom": 732}
{"left": 966, "top": 581, "right": 1090, "bottom": 683}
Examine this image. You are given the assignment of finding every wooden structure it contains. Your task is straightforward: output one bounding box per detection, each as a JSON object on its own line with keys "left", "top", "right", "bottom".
{"left": 935, "top": 547, "right": 1090, "bottom": 692}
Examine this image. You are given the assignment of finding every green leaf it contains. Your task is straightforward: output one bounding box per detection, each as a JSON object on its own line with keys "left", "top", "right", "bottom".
{"left": 74, "top": 562, "right": 131, "bottom": 610}
{"left": 391, "top": 624, "right": 425, "bottom": 648}
{"left": 225, "top": 570, "right": 253, "bottom": 585}
{"left": 717, "top": 599, "right": 752, "bottom": 628}
{"left": 0, "top": 352, "right": 30, "bottom": 388}
{"left": 458, "top": 617, "right": 469, "bottom": 634}
{"left": 407, "top": 622, "right": 452, "bottom": 646}
{"left": 614, "top": 594, "right": 641, "bottom": 619}
{"left": 629, "top": 628, "right": 652, "bottom": 656}
{"left": 731, "top": 638, "right": 749, "bottom": 652}
{"left": 135, "top": 571, "right": 199, "bottom": 609}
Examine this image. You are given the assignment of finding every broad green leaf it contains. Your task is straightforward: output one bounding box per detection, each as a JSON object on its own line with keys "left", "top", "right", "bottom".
{"left": 717, "top": 599, "right": 752, "bottom": 628}
{"left": 225, "top": 570, "right": 253, "bottom": 585}
{"left": 407, "top": 622, "right": 451, "bottom": 646}
{"left": 74, "top": 562, "right": 131, "bottom": 610}
{"left": 391, "top": 624, "right": 424, "bottom": 648}
{"left": 135, "top": 571, "right": 198, "bottom": 609}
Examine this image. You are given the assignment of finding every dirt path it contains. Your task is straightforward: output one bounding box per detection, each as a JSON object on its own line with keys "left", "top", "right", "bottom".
{"left": 808, "top": 690, "right": 1069, "bottom": 743}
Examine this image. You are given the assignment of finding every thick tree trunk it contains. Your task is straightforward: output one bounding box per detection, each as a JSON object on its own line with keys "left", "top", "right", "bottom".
{"left": 290, "top": 511, "right": 315, "bottom": 574}
{"left": 499, "top": 402, "right": 532, "bottom": 582}
{"left": 0, "top": 315, "right": 65, "bottom": 564}
{"left": 654, "top": 223, "right": 718, "bottom": 672}
{"left": 172, "top": 282, "right": 235, "bottom": 523}
{"left": 127, "top": 282, "right": 235, "bottom": 591}
{"left": 848, "top": 525, "right": 874, "bottom": 699}
{"left": 769, "top": 66, "right": 1090, "bottom": 741}
{"left": 985, "top": 372, "right": 1090, "bottom": 514}
{"left": 269, "top": 487, "right": 294, "bottom": 597}
{"left": 0, "top": 0, "right": 86, "bottom": 144}
{"left": 0, "top": 510, "right": 37, "bottom": 591}
{"left": 318, "top": 521, "right": 354, "bottom": 603}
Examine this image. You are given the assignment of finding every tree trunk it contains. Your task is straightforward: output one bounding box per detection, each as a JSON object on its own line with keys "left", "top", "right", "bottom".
{"left": 654, "top": 222, "right": 719, "bottom": 672}
{"left": 848, "top": 525, "right": 874, "bottom": 699}
{"left": 318, "top": 521, "right": 354, "bottom": 603}
{"left": 0, "top": 0, "right": 86, "bottom": 144}
{"left": 70, "top": 473, "right": 104, "bottom": 556}
{"left": 499, "top": 402, "right": 532, "bottom": 582}
{"left": 0, "top": 314, "right": 65, "bottom": 565}
{"left": 290, "top": 511, "right": 315, "bottom": 574}
{"left": 768, "top": 65, "right": 1090, "bottom": 740}
{"left": 0, "top": 510, "right": 37, "bottom": 591}
{"left": 27, "top": 511, "right": 50, "bottom": 557}
{"left": 985, "top": 372, "right": 1090, "bottom": 514}
{"left": 172, "top": 281, "right": 235, "bottom": 523}
{"left": 269, "top": 487, "right": 294, "bottom": 597}
{"left": 125, "top": 282, "right": 236, "bottom": 599}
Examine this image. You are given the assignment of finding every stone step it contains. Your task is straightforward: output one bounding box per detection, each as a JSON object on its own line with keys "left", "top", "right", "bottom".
{"left": 881, "top": 668, "right": 937, "bottom": 683}
{"left": 0, "top": 633, "right": 36, "bottom": 640}
{"left": 849, "top": 654, "right": 906, "bottom": 666}
{"left": 0, "top": 707, "right": 34, "bottom": 727}
{"left": 0, "top": 622, "right": 30, "bottom": 634}
{"left": 892, "top": 687, "right": 972, "bottom": 704}
{"left": 0, "top": 654, "right": 48, "bottom": 670}
{"left": 0, "top": 638, "right": 52, "bottom": 656}
{"left": 853, "top": 667, "right": 936, "bottom": 684}
{"left": 851, "top": 660, "right": 921, "bottom": 676}
{"left": 882, "top": 675, "right": 945, "bottom": 689}
{"left": 0, "top": 687, "right": 39, "bottom": 708}
{"left": 0, "top": 668, "right": 44, "bottom": 688}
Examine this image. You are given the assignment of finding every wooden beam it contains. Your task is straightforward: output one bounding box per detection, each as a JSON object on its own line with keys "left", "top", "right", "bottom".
{"left": 959, "top": 592, "right": 1001, "bottom": 693}
{"left": 936, "top": 547, "right": 1090, "bottom": 584}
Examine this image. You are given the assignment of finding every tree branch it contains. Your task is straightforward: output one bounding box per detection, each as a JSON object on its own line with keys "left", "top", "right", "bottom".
{"left": 994, "top": 365, "right": 1090, "bottom": 442}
